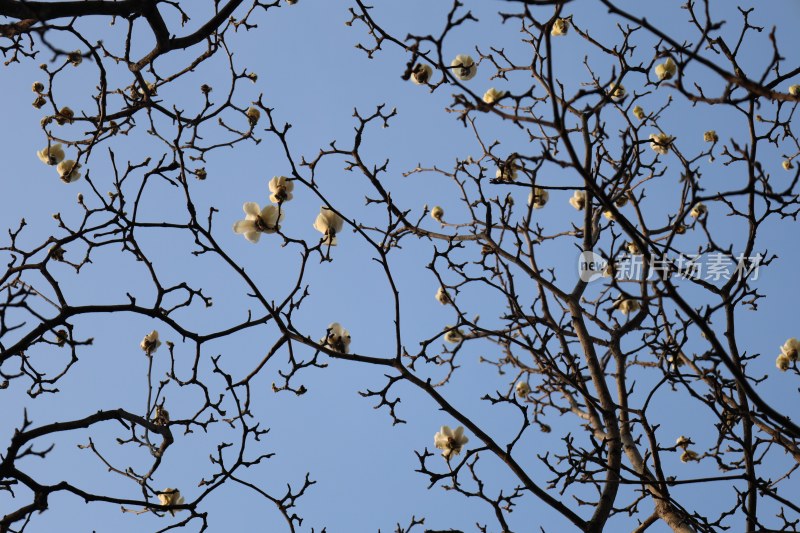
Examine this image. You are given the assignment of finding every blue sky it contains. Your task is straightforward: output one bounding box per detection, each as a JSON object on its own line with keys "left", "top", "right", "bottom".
{"left": 2, "top": 1, "right": 800, "bottom": 531}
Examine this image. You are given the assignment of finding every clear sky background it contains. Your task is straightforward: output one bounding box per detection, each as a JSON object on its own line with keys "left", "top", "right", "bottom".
{"left": 2, "top": 1, "right": 800, "bottom": 531}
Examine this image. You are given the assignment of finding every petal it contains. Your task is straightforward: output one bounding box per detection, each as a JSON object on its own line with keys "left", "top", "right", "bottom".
{"left": 233, "top": 219, "right": 256, "bottom": 234}
{"left": 243, "top": 202, "right": 260, "bottom": 217}
{"left": 313, "top": 213, "right": 329, "bottom": 234}
{"left": 453, "top": 426, "right": 464, "bottom": 440}
{"left": 244, "top": 231, "right": 261, "bottom": 243}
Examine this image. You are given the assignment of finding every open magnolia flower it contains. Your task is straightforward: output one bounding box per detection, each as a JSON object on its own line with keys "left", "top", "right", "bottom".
{"left": 680, "top": 450, "right": 700, "bottom": 463}
{"left": 411, "top": 63, "right": 433, "bottom": 85}
{"left": 789, "top": 84, "right": 800, "bottom": 96}
{"left": 776, "top": 353, "right": 792, "bottom": 371}
{"left": 140, "top": 330, "right": 162, "bottom": 355}
{"left": 431, "top": 205, "right": 444, "bottom": 222}
{"left": 483, "top": 88, "right": 505, "bottom": 104}
{"left": 632, "top": 105, "right": 645, "bottom": 120}
{"left": 435, "top": 286, "right": 451, "bottom": 305}
{"left": 433, "top": 425, "right": 469, "bottom": 459}
{"left": 569, "top": 190, "right": 586, "bottom": 210}
{"left": 450, "top": 54, "right": 477, "bottom": 81}
{"left": 676, "top": 435, "right": 691, "bottom": 448}
{"left": 269, "top": 176, "right": 294, "bottom": 204}
{"left": 246, "top": 106, "right": 261, "bottom": 126}
{"left": 704, "top": 130, "right": 718, "bottom": 143}
{"left": 57, "top": 160, "right": 82, "bottom": 183}
{"left": 690, "top": 203, "right": 707, "bottom": 218}
{"left": 608, "top": 83, "right": 626, "bottom": 100}
{"left": 233, "top": 202, "right": 283, "bottom": 243}
{"left": 781, "top": 338, "right": 800, "bottom": 359}
{"left": 157, "top": 488, "right": 185, "bottom": 516}
{"left": 551, "top": 18, "right": 569, "bottom": 36}
{"left": 655, "top": 57, "right": 677, "bottom": 81}
{"left": 495, "top": 160, "right": 518, "bottom": 181}
{"left": 515, "top": 381, "right": 531, "bottom": 397}
{"left": 616, "top": 298, "right": 640, "bottom": 316}
{"left": 313, "top": 206, "right": 345, "bottom": 245}
{"left": 322, "top": 322, "right": 351, "bottom": 354}
{"left": 649, "top": 133, "right": 672, "bottom": 155}
{"left": 528, "top": 187, "right": 549, "bottom": 209}
{"left": 37, "top": 143, "right": 65, "bottom": 165}
{"left": 444, "top": 326, "right": 463, "bottom": 344}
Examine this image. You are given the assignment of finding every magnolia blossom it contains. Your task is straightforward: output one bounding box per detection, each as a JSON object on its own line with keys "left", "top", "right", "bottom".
{"left": 780, "top": 338, "right": 800, "bottom": 360}
{"left": 680, "top": 450, "right": 699, "bottom": 463}
{"left": 435, "top": 286, "right": 451, "bottom": 305}
{"left": 690, "top": 203, "right": 707, "bottom": 218}
{"left": 56, "top": 106, "right": 74, "bottom": 125}
{"left": 431, "top": 205, "right": 444, "bottom": 222}
{"left": 32, "top": 81, "right": 44, "bottom": 93}
{"left": 495, "top": 160, "right": 518, "bottom": 181}
{"left": 602, "top": 263, "right": 615, "bottom": 278}
{"left": 157, "top": 488, "right": 185, "bottom": 516}
{"left": 57, "top": 160, "right": 82, "bottom": 183}
{"left": 676, "top": 435, "right": 690, "bottom": 448}
{"left": 233, "top": 202, "right": 283, "bottom": 243}
{"left": 528, "top": 187, "right": 549, "bottom": 209}
{"left": 632, "top": 105, "right": 645, "bottom": 120}
{"left": 649, "top": 133, "right": 671, "bottom": 155}
{"left": 433, "top": 425, "right": 469, "bottom": 459}
{"left": 569, "top": 190, "right": 586, "bottom": 210}
{"left": 789, "top": 84, "right": 800, "bottom": 96}
{"left": 37, "top": 143, "right": 65, "bottom": 165}
{"left": 608, "top": 83, "right": 626, "bottom": 100}
{"left": 411, "top": 64, "right": 433, "bottom": 85}
{"left": 246, "top": 106, "right": 261, "bottom": 126}
{"left": 783, "top": 160, "right": 794, "bottom": 171}
{"left": 269, "top": 176, "right": 294, "bottom": 203}
{"left": 32, "top": 95, "right": 46, "bottom": 109}
{"left": 515, "top": 381, "right": 531, "bottom": 397}
{"left": 67, "top": 50, "right": 82, "bottom": 67}
{"left": 450, "top": 54, "right": 477, "bottom": 81}
{"left": 483, "top": 88, "right": 505, "bottom": 104}
{"left": 140, "top": 330, "right": 162, "bottom": 355}
{"left": 617, "top": 298, "right": 640, "bottom": 316}
{"left": 654, "top": 57, "right": 677, "bottom": 81}
{"left": 603, "top": 210, "right": 616, "bottom": 221}
{"left": 626, "top": 241, "right": 641, "bottom": 255}
{"left": 322, "top": 322, "right": 351, "bottom": 354}
{"left": 313, "top": 206, "right": 345, "bottom": 245}
{"left": 444, "top": 326, "right": 463, "bottom": 344}
{"left": 704, "top": 130, "right": 718, "bottom": 143}
{"left": 551, "top": 17, "right": 569, "bottom": 36}
{"left": 776, "top": 353, "right": 791, "bottom": 372}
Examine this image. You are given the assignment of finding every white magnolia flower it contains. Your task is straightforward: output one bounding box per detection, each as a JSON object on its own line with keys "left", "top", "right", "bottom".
{"left": 528, "top": 187, "right": 549, "bottom": 209}
{"left": 157, "top": 488, "right": 185, "bottom": 516}
{"left": 269, "top": 176, "right": 294, "bottom": 204}
{"left": 632, "top": 105, "right": 645, "bottom": 120}
{"left": 495, "top": 160, "right": 518, "bottom": 181}
{"left": 435, "top": 286, "right": 451, "bottom": 305}
{"left": 649, "top": 133, "right": 672, "bottom": 155}
{"left": 411, "top": 64, "right": 433, "bottom": 85}
{"left": 617, "top": 298, "right": 640, "bottom": 316}
{"left": 704, "top": 130, "right": 718, "bottom": 143}
{"left": 675, "top": 435, "right": 690, "bottom": 448}
{"left": 569, "top": 190, "right": 586, "bottom": 210}
{"left": 551, "top": 18, "right": 569, "bottom": 36}
{"left": 780, "top": 338, "right": 800, "bottom": 360}
{"left": 37, "top": 143, "right": 65, "bottom": 165}
{"left": 322, "top": 322, "right": 351, "bottom": 354}
{"left": 431, "top": 205, "right": 445, "bottom": 222}
{"left": 313, "top": 206, "right": 345, "bottom": 245}
{"left": 776, "top": 353, "right": 791, "bottom": 372}
{"left": 450, "top": 54, "right": 477, "bottom": 81}
{"left": 680, "top": 450, "right": 699, "bottom": 463}
{"left": 483, "top": 88, "right": 505, "bottom": 104}
{"left": 690, "top": 203, "right": 707, "bottom": 218}
{"left": 140, "top": 330, "right": 162, "bottom": 355}
{"left": 433, "top": 425, "right": 469, "bottom": 459}
{"left": 655, "top": 57, "right": 677, "bottom": 81}
{"left": 444, "top": 326, "right": 463, "bottom": 344}
{"left": 57, "top": 160, "right": 82, "bottom": 183}
{"left": 515, "top": 381, "right": 531, "bottom": 397}
{"left": 608, "top": 83, "right": 626, "bottom": 100}
{"left": 783, "top": 159, "right": 794, "bottom": 171}
{"left": 246, "top": 106, "right": 261, "bottom": 126}
{"left": 233, "top": 202, "right": 284, "bottom": 243}
{"left": 789, "top": 84, "right": 800, "bottom": 97}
